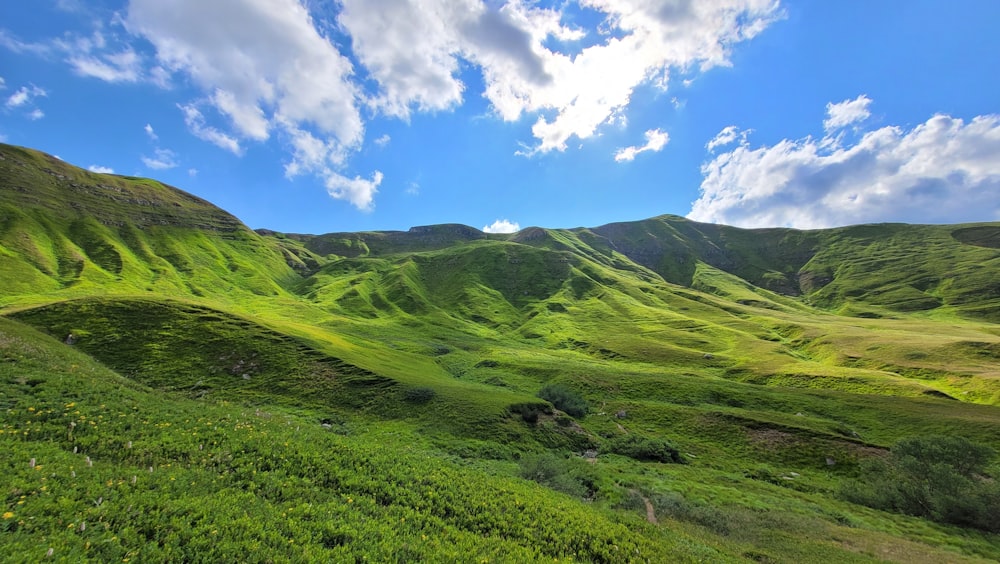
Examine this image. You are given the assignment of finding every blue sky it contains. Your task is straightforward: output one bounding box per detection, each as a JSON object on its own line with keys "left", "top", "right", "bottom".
{"left": 2, "top": 1, "right": 999, "bottom": 234}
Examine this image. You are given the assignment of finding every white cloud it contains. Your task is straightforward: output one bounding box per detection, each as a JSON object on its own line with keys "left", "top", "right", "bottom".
{"left": 282, "top": 125, "right": 346, "bottom": 178}
{"left": 482, "top": 218, "right": 520, "bottom": 233}
{"left": 88, "top": 164, "right": 115, "bottom": 174}
{"left": 280, "top": 124, "right": 380, "bottom": 209}
{"left": 2, "top": 1, "right": 781, "bottom": 212}
{"left": 0, "top": 30, "right": 54, "bottom": 57}
{"left": 337, "top": 0, "right": 467, "bottom": 118}
{"left": 178, "top": 103, "right": 242, "bottom": 155}
{"left": 339, "top": 0, "right": 781, "bottom": 153}
{"left": 56, "top": 0, "right": 88, "bottom": 13}
{"left": 188, "top": 168, "right": 198, "bottom": 177}
{"left": 0, "top": 76, "right": 5, "bottom": 89}
{"left": 212, "top": 88, "right": 270, "bottom": 141}
{"left": 148, "top": 65, "right": 171, "bottom": 88}
{"left": 126, "top": 0, "right": 362, "bottom": 145}
{"left": 2, "top": 27, "right": 149, "bottom": 83}
{"left": 518, "top": 0, "right": 782, "bottom": 153}
{"left": 374, "top": 134, "right": 391, "bottom": 147}
{"left": 690, "top": 101, "right": 1000, "bottom": 229}
{"left": 706, "top": 125, "right": 749, "bottom": 152}
{"left": 126, "top": 0, "right": 378, "bottom": 209}
{"left": 141, "top": 148, "right": 179, "bottom": 170}
{"left": 5, "top": 85, "right": 46, "bottom": 108}
{"left": 614, "top": 128, "right": 669, "bottom": 162}
{"left": 27, "top": 108, "right": 44, "bottom": 120}
{"left": 325, "top": 170, "right": 383, "bottom": 211}
{"left": 405, "top": 181, "right": 420, "bottom": 195}
{"left": 68, "top": 48, "right": 142, "bottom": 82}
{"left": 144, "top": 123, "right": 158, "bottom": 140}
{"left": 824, "top": 94, "right": 872, "bottom": 132}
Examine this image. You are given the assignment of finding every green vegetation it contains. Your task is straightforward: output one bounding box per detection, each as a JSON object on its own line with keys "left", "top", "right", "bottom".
{"left": 538, "top": 383, "right": 589, "bottom": 418}
{"left": 2, "top": 142, "right": 1000, "bottom": 561}
{"left": 606, "top": 435, "right": 685, "bottom": 464}
{"left": 841, "top": 436, "right": 1000, "bottom": 532}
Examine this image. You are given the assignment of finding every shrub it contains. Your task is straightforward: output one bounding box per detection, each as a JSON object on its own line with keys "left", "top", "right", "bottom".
{"left": 402, "top": 387, "right": 436, "bottom": 403}
{"left": 606, "top": 435, "right": 685, "bottom": 464}
{"left": 537, "top": 384, "right": 588, "bottom": 418}
{"left": 508, "top": 402, "right": 550, "bottom": 424}
{"left": 518, "top": 452, "right": 596, "bottom": 498}
{"left": 840, "top": 435, "right": 1000, "bottom": 532}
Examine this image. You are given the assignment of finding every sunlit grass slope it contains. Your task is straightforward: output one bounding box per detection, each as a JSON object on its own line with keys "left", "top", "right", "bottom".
{"left": 3, "top": 316, "right": 744, "bottom": 562}
{"left": 0, "top": 144, "right": 300, "bottom": 308}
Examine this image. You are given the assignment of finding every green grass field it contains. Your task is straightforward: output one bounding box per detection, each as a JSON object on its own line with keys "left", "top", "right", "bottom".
{"left": 2, "top": 142, "right": 999, "bottom": 562}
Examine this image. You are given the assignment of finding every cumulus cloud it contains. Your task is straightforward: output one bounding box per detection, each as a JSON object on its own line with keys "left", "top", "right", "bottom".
{"left": 126, "top": 0, "right": 379, "bottom": 208}
{"left": 88, "top": 164, "right": 115, "bottom": 174}
{"left": 690, "top": 100, "right": 1000, "bottom": 228}
{"left": 127, "top": 0, "right": 362, "bottom": 144}
{"left": 374, "top": 134, "right": 391, "bottom": 147}
{"left": 141, "top": 147, "right": 179, "bottom": 170}
{"left": 518, "top": 0, "right": 782, "bottom": 153}
{"left": 325, "top": 171, "right": 383, "bottom": 212}
{"left": 3, "top": 1, "right": 782, "bottom": 211}
{"left": 614, "top": 128, "right": 669, "bottom": 162}
{"left": 144, "top": 123, "right": 157, "bottom": 140}
{"left": 482, "top": 219, "right": 520, "bottom": 233}
{"left": 339, "top": 0, "right": 781, "bottom": 153}
{"left": 0, "top": 76, "right": 5, "bottom": 89}
{"left": 824, "top": 94, "right": 872, "bottom": 132}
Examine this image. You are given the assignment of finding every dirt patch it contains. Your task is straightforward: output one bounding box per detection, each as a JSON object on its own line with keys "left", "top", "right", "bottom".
{"left": 642, "top": 495, "right": 657, "bottom": 524}
{"left": 747, "top": 428, "right": 798, "bottom": 449}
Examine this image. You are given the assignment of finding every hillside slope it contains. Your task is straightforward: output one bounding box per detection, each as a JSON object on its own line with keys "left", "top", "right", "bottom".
{"left": 0, "top": 144, "right": 301, "bottom": 307}
{"left": 2, "top": 143, "right": 1000, "bottom": 561}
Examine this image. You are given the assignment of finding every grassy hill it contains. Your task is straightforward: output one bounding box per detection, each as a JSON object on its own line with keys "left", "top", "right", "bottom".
{"left": 2, "top": 142, "right": 1000, "bottom": 562}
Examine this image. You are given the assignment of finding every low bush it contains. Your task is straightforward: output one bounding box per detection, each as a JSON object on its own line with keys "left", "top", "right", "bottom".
{"left": 402, "top": 386, "right": 436, "bottom": 403}
{"left": 840, "top": 435, "right": 1000, "bottom": 532}
{"left": 537, "top": 384, "right": 588, "bottom": 418}
{"left": 508, "top": 402, "right": 550, "bottom": 424}
{"left": 606, "top": 435, "right": 685, "bottom": 464}
{"left": 518, "top": 452, "right": 596, "bottom": 499}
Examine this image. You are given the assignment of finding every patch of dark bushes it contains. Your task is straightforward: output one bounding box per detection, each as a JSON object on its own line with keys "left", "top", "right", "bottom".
{"left": 518, "top": 452, "right": 597, "bottom": 498}
{"left": 840, "top": 435, "right": 1000, "bottom": 532}
{"left": 648, "top": 492, "right": 806, "bottom": 540}
{"left": 402, "top": 386, "right": 437, "bottom": 403}
{"left": 509, "top": 402, "right": 551, "bottom": 424}
{"left": 537, "top": 383, "right": 588, "bottom": 418}
{"left": 607, "top": 435, "right": 685, "bottom": 464}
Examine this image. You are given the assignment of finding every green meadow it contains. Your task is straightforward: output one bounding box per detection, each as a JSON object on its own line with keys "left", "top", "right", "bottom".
{"left": 2, "top": 142, "right": 999, "bottom": 562}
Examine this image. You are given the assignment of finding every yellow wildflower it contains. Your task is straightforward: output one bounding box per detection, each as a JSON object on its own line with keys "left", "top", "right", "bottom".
{"left": 2, "top": 512, "right": 13, "bottom": 519}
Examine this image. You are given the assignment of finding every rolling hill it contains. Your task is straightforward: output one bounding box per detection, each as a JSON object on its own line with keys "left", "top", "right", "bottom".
{"left": 2, "top": 142, "right": 999, "bottom": 562}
